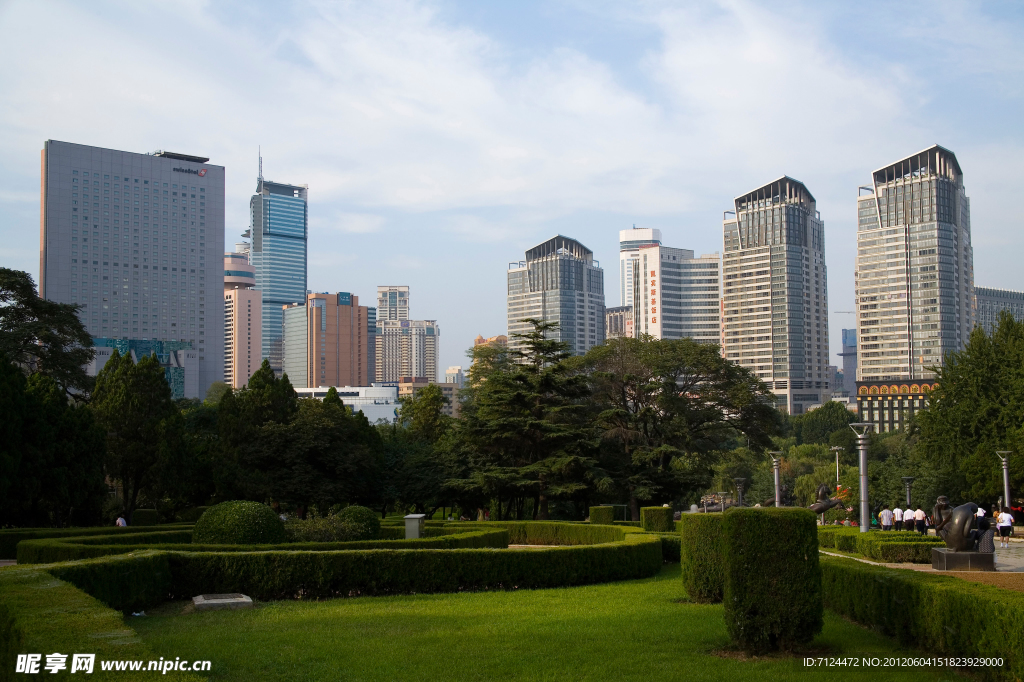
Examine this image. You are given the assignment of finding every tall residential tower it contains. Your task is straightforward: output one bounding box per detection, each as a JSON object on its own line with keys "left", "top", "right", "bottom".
{"left": 39, "top": 140, "right": 225, "bottom": 398}
{"left": 722, "top": 177, "right": 829, "bottom": 415}
{"left": 619, "top": 227, "right": 661, "bottom": 307}
{"left": 250, "top": 176, "right": 308, "bottom": 377}
{"left": 507, "top": 235, "right": 605, "bottom": 356}
{"left": 628, "top": 245, "right": 720, "bottom": 343}
{"left": 223, "top": 246, "right": 262, "bottom": 388}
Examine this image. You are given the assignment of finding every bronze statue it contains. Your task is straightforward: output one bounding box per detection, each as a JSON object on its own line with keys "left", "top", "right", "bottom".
{"left": 936, "top": 502, "right": 978, "bottom": 552}
{"left": 932, "top": 496, "right": 954, "bottom": 533}
{"left": 809, "top": 483, "right": 844, "bottom": 514}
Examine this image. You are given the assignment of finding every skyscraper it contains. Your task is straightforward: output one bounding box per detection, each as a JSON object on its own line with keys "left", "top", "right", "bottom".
{"left": 838, "top": 328, "right": 857, "bottom": 396}
{"left": 367, "top": 306, "right": 377, "bottom": 384}
{"left": 855, "top": 146, "right": 973, "bottom": 385}
{"left": 974, "top": 287, "right": 1024, "bottom": 334}
{"left": 507, "top": 235, "right": 605, "bottom": 356}
{"left": 722, "top": 177, "right": 829, "bottom": 415}
{"left": 223, "top": 246, "right": 262, "bottom": 389}
{"left": 250, "top": 176, "right": 308, "bottom": 377}
{"left": 619, "top": 227, "right": 661, "bottom": 307}
{"left": 628, "top": 245, "right": 720, "bottom": 343}
{"left": 376, "top": 286, "right": 410, "bottom": 321}
{"left": 39, "top": 140, "right": 225, "bottom": 398}
{"left": 375, "top": 319, "right": 439, "bottom": 382}
{"left": 281, "top": 292, "right": 369, "bottom": 389}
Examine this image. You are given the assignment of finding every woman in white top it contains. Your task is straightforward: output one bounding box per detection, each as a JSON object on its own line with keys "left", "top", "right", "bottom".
{"left": 997, "top": 507, "right": 1015, "bottom": 548}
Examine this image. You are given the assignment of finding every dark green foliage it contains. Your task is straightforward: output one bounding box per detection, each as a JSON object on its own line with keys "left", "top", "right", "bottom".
{"left": 790, "top": 401, "right": 856, "bottom": 445}
{"left": 0, "top": 268, "right": 94, "bottom": 393}
{"left": 582, "top": 335, "right": 780, "bottom": 520}
{"left": 131, "top": 509, "right": 161, "bottom": 526}
{"left": 285, "top": 506, "right": 381, "bottom": 543}
{"left": 589, "top": 506, "right": 614, "bottom": 525}
{"left": 0, "top": 525, "right": 188, "bottom": 560}
{"left": 916, "top": 313, "right": 1024, "bottom": 504}
{"left": 0, "top": 363, "right": 107, "bottom": 528}
{"left": 45, "top": 551, "right": 172, "bottom": 612}
{"left": 822, "top": 556, "right": 1024, "bottom": 680}
{"left": 722, "top": 507, "right": 822, "bottom": 653}
{"left": 193, "top": 501, "right": 286, "bottom": 545}
{"left": 640, "top": 506, "right": 673, "bottom": 532}
{"left": 92, "top": 349, "right": 181, "bottom": 523}
{"left": 177, "top": 506, "right": 209, "bottom": 523}
{"left": 18, "top": 529, "right": 509, "bottom": 564}
{"left": 653, "top": 533, "right": 680, "bottom": 562}
{"left": 0, "top": 601, "right": 21, "bottom": 681}
{"left": 854, "top": 531, "right": 942, "bottom": 563}
{"left": 678, "top": 513, "right": 724, "bottom": 603}
{"left": 337, "top": 505, "right": 381, "bottom": 539}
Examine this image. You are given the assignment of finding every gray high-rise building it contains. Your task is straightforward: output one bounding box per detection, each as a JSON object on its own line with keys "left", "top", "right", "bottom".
{"left": 855, "top": 145, "right": 974, "bottom": 385}
{"left": 507, "top": 235, "right": 605, "bottom": 356}
{"left": 367, "top": 306, "right": 377, "bottom": 383}
{"left": 838, "top": 328, "right": 857, "bottom": 395}
{"left": 39, "top": 140, "right": 225, "bottom": 398}
{"left": 250, "top": 176, "right": 308, "bottom": 377}
{"left": 975, "top": 287, "right": 1024, "bottom": 334}
{"left": 722, "top": 177, "right": 829, "bottom": 415}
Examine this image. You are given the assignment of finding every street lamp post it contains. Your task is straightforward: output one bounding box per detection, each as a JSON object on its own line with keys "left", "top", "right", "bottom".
{"left": 769, "top": 452, "right": 783, "bottom": 507}
{"left": 996, "top": 452, "right": 1013, "bottom": 514}
{"left": 734, "top": 478, "right": 748, "bottom": 508}
{"left": 901, "top": 476, "right": 915, "bottom": 510}
{"left": 850, "top": 423, "right": 874, "bottom": 533}
{"left": 830, "top": 446, "right": 844, "bottom": 485}
{"left": 716, "top": 492, "right": 729, "bottom": 513}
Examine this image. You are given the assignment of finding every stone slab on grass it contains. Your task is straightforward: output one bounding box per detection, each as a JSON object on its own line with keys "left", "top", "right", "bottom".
{"left": 192, "top": 593, "right": 253, "bottom": 611}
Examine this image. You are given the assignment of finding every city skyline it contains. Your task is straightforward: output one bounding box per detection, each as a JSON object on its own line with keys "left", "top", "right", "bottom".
{"left": 3, "top": 3, "right": 1024, "bottom": 375}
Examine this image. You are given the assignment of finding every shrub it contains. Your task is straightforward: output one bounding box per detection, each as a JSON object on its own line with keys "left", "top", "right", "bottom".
{"left": 653, "top": 533, "right": 680, "bottom": 563}
{"left": 822, "top": 556, "right": 1024, "bottom": 681}
{"left": 0, "top": 525, "right": 191, "bottom": 560}
{"left": 722, "top": 507, "right": 822, "bottom": 654}
{"left": 336, "top": 505, "right": 381, "bottom": 540}
{"left": 130, "top": 509, "right": 161, "bottom": 526}
{"left": 589, "top": 506, "right": 614, "bottom": 525}
{"left": 855, "top": 532, "right": 943, "bottom": 563}
{"left": 46, "top": 551, "right": 172, "bottom": 612}
{"left": 177, "top": 506, "right": 209, "bottom": 523}
{"left": 192, "top": 501, "right": 286, "bottom": 545}
{"left": 678, "top": 513, "right": 723, "bottom": 603}
{"left": 640, "top": 507, "right": 674, "bottom": 532}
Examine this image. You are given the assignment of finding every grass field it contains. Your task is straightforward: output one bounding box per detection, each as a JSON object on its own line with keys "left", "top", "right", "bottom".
{"left": 132, "top": 564, "right": 967, "bottom": 682}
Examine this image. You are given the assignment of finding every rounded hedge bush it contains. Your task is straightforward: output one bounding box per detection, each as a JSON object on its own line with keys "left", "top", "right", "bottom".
{"left": 336, "top": 505, "right": 381, "bottom": 540}
{"left": 192, "top": 501, "right": 286, "bottom": 545}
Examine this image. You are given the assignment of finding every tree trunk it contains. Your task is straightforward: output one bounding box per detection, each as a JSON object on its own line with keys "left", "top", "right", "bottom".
{"left": 532, "top": 495, "right": 540, "bottom": 520}
{"left": 629, "top": 493, "right": 640, "bottom": 522}
{"left": 537, "top": 493, "right": 550, "bottom": 520}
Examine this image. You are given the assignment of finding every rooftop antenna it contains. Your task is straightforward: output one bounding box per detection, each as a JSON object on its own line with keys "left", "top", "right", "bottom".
{"left": 258, "top": 146, "right": 263, "bottom": 181}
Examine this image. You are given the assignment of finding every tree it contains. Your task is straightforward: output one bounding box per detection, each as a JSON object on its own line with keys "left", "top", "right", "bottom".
{"left": 583, "top": 335, "right": 781, "bottom": 519}
{"left": 0, "top": 356, "right": 107, "bottom": 527}
{"left": 204, "top": 381, "right": 230, "bottom": 405}
{"left": 0, "top": 268, "right": 94, "bottom": 392}
{"left": 916, "top": 312, "right": 1024, "bottom": 504}
{"left": 399, "top": 384, "right": 451, "bottom": 443}
{"left": 92, "top": 349, "right": 181, "bottom": 523}
{"left": 793, "top": 401, "right": 857, "bottom": 445}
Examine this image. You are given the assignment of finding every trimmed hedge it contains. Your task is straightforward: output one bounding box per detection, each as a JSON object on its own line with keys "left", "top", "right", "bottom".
{"left": 193, "top": 500, "right": 287, "bottom": 545}
{"left": 18, "top": 529, "right": 509, "bottom": 564}
{"left": 131, "top": 508, "right": 162, "bottom": 526}
{"left": 613, "top": 521, "right": 642, "bottom": 527}
{"left": 0, "top": 524, "right": 192, "bottom": 560}
{"left": 640, "top": 507, "right": 674, "bottom": 532}
{"left": 722, "top": 507, "right": 822, "bottom": 654}
{"left": 855, "top": 532, "right": 943, "bottom": 563}
{"left": 589, "top": 506, "right": 615, "bottom": 525}
{"left": 678, "top": 513, "right": 723, "bottom": 603}
{"left": 0, "top": 601, "right": 21, "bottom": 681}
{"left": 653, "top": 533, "right": 680, "bottom": 563}
{"left": 822, "top": 556, "right": 1024, "bottom": 681}
{"left": 47, "top": 551, "right": 173, "bottom": 612}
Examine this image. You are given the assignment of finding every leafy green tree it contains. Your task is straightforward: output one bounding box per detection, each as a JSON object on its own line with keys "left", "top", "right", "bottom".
{"left": 458, "top": 319, "right": 600, "bottom": 520}
{"left": 0, "top": 268, "right": 94, "bottom": 392}
{"left": 0, "top": 357, "right": 107, "bottom": 527}
{"left": 399, "top": 384, "right": 451, "bottom": 443}
{"left": 583, "top": 335, "right": 781, "bottom": 519}
{"left": 204, "top": 381, "right": 230, "bottom": 405}
{"left": 794, "top": 401, "right": 857, "bottom": 445}
{"left": 916, "top": 312, "right": 1024, "bottom": 504}
{"left": 91, "top": 349, "right": 181, "bottom": 523}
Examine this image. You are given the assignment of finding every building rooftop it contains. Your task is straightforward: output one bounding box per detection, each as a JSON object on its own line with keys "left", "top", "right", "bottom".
{"left": 524, "top": 235, "right": 594, "bottom": 263}
{"left": 872, "top": 144, "right": 961, "bottom": 185}
{"left": 152, "top": 150, "right": 210, "bottom": 163}
{"left": 734, "top": 176, "right": 815, "bottom": 213}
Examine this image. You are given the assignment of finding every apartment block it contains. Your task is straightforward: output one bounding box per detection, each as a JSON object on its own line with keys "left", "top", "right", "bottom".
{"left": 975, "top": 287, "right": 1024, "bottom": 333}
{"left": 281, "top": 292, "right": 369, "bottom": 389}
{"left": 223, "top": 247, "right": 262, "bottom": 388}
{"left": 376, "top": 320, "right": 439, "bottom": 382}
{"left": 630, "top": 245, "right": 720, "bottom": 343}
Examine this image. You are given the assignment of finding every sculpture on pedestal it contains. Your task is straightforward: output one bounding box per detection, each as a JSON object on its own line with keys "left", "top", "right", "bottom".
{"left": 808, "top": 483, "right": 844, "bottom": 515}
{"left": 935, "top": 500, "right": 978, "bottom": 552}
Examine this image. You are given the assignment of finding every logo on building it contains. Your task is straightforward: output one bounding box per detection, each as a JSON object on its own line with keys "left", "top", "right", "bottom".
{"left": 173, "top": 167, "right": 208, "bottom": 176}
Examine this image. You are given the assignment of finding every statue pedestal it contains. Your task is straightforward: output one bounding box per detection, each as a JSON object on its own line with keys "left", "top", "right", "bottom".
{"left": 931, "top": 548, "right": 995, "bottom": 572}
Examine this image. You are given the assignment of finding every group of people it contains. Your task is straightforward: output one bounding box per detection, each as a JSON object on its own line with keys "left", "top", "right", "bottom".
{"left": 877, "top": 503, "right": 1016, "bottom": 549}
{"left": 877, "top": 505, "right": 928, "bottom": 533}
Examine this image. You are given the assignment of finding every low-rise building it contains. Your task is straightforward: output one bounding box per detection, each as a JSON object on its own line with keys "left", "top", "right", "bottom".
{"left": 293, "top": 385, "right": 399, "bottom": 424}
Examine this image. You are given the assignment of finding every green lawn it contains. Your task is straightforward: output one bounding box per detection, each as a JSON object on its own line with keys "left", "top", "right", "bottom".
{"left": 132, "top": 564, "right": 966, "bottom": 682}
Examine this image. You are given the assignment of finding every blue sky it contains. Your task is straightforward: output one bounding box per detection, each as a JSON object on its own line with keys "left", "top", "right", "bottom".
{"left": 2, "top": 0, "right": 1023, "bottom": 376}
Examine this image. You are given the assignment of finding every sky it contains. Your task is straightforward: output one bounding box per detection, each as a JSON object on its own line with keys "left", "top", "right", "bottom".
{"left": 2, "top": 0, "right": 1023, "bottom": 377}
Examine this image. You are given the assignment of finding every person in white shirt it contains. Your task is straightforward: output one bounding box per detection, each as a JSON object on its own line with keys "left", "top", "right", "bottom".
{"left": 997, "top": 507, "right": 1015, "bottom": 548}
{"left": 879, "top": 505, "right": 894, "bottom": 531}
{"left": 977, "top": 506, "right": 987, "bottom": 519}
{"left": 893, "top": 506, "right": 904, "bottom": 531}
{"left": 914, "top": 507, "right": 926, "bottom": 534}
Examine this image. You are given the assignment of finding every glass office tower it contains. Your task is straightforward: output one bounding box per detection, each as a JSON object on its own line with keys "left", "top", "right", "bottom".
{"left": 722, "top": 177, "right": 830, "bottom": 415}
{"left": 507, "top": 235, "right": 605, "bottom": 356}
{"left": 250, "top": 177, "right": 308, "bottom": 375}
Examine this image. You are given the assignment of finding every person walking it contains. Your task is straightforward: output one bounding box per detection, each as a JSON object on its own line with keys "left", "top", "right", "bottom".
{"left": 893, "top": 505, "right": 904, "bottom": 532}
{"left": 914, "top": 506, "right": 926, "bottom": 534}
{"left": 997, "top": 507, "right": 1015, "bottom": 548}
{"left": 879, "top": 505, "right": 894, "bottom": 531}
